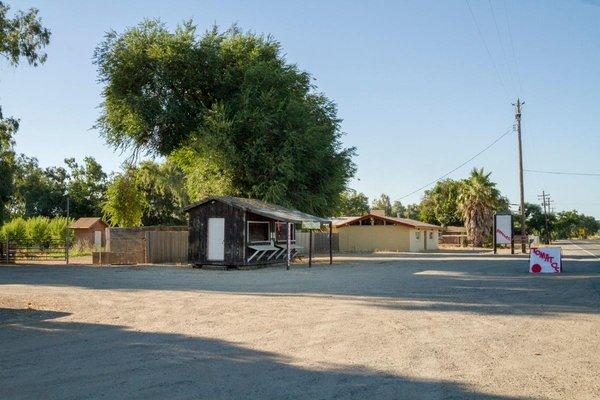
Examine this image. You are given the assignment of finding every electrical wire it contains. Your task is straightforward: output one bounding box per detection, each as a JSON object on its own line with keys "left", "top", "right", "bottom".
{"left": 502, "top": 0, "right": 524, "bottom": 95}
{"left": 397, "top": 126, "right": 514, "bottom": 200}
{"left": 465, "top": 0, "right": 511, "bottom": 99}
{"left": 524, "top": 169, "right": 600, "bottom": 177}
{"left": 489, "top": 0, "right": 518, "bottom": 95}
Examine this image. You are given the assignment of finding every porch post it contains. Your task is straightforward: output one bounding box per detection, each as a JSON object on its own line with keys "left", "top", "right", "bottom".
{"left": 286, "top": 222, "right": 291, "bottom": 270}
{"left": 329, "top": 222, "right": 333, "bottom": 265}
{"left": 309, "top": 229, "right": 313, "bottom": 268}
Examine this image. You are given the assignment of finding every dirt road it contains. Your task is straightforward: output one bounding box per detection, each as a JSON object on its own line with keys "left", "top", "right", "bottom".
{"left": 1, "top": 256, "right": 599, "bottom": 399}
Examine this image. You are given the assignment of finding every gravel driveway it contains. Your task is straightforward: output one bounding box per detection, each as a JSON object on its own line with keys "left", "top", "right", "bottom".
{"left": 1, "top": 255, "right": 599, "bottom": 399}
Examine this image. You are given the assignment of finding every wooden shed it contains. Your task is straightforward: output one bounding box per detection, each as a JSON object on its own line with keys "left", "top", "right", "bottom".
{"left": 184, "top": 196, "right": 331, "bottom": 268}
{"left": 69, "top": 217, "right": 108, "bottom": 247}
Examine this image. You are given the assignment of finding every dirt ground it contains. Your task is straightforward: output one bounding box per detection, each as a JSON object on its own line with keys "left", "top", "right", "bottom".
{"left": 1, "top": 254, "right": 599, "bottom": 399}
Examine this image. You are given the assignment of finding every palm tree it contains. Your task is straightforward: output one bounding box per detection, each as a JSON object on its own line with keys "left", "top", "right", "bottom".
{"left": 458, "top": 168, "right": 501, "bottom": 247}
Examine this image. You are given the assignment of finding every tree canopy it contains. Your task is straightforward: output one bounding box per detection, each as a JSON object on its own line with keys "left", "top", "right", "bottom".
{"left": 0, "top": 1, "right": 50, "bottom": 223}
{"left": 334, "top": 189, "right": 369, "bottom": 216}
{"left": 94, "top": 21, "right": 355, "bottom": 216}
{"left": 371, "top": 194, "right": 393, "bottom": 216}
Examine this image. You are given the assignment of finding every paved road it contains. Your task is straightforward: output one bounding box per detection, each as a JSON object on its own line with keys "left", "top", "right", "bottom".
{"left": 554, "top": 239, "right": 600, "bottom": 258}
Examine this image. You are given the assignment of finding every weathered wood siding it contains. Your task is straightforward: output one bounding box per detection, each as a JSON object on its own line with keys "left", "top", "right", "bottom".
{"left": 187, "top": 200, "right": 245, "bottom": 265}
{"left": 295, "top": 231, "right": 339, "bottom": 254}
{"left": 145, "top": 230, "right": 188, "bottom": 263}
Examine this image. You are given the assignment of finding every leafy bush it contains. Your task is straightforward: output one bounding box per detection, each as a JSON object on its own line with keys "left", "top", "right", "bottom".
{"left": 0, "top": 217, "right": 75, "bottom": 248}
{"left": 25, "top": 216, "right": 53, "bottom": 248}
{"left": 49, "top": 217, "right": 74, "bottom": 242}
{"left": 0, "top": 218, "right": 27, "bottom": 243}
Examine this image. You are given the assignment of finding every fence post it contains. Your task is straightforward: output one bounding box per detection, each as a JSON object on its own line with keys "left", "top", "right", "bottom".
{"left": 5, "top": 237, "right": 8, "bottom": 264}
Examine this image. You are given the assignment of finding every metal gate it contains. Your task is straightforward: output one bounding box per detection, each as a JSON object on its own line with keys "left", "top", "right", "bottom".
{"left": 1, "top": 240, "right": 67, "bottom": 263}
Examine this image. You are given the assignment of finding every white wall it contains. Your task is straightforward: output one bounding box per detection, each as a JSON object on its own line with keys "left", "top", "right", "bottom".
{"left": 409, "top": 228, "right": 424, "bottom": 252}
{"left": 426, "top": 230, "right": 439, "bottom": 250}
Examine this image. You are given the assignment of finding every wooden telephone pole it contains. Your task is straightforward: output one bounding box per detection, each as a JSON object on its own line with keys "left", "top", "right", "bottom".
{"left": 514, "top": 99, "right": 526, "bottom": 253}
{"left": 537, "top": 191, "right": 553, "bottom": 245}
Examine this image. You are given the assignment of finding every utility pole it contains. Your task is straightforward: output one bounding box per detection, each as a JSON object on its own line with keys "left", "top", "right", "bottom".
{"left": 514, "top": 98, "right": 527, "bottom": 253}
{"left": 537, "top": 191, "right": 552, "bottom": 245}
{"left": 65, "top": 195, "right": 70, "bottom": 264}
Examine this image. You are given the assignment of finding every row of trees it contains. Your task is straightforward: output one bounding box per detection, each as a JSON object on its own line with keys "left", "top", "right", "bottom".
{"left": 337, "top": 168, "right": 600, "bottom": 245}
{"left": 337, "top": 168, "right": 508, "bottom": 246}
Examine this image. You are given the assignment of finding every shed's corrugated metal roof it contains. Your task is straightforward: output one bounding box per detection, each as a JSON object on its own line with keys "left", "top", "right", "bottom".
{"left": 184, "top": 196, "right": 330, "bottom": 223}
{"left": 332, "top": 214, "right": 440, "bottom": 229}
{"left": 69, "top": 217, "right": 107, "bottom": 229}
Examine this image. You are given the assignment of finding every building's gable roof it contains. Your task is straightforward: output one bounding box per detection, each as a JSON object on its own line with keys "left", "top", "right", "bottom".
{"left": 184, "top": 196, "right": 330, "bottom": 223}
{"left": 332, "top": 213, "right": 440, "bottom": 229}
{"left": 70, "top": 217, "right": 107, "bottom": 229}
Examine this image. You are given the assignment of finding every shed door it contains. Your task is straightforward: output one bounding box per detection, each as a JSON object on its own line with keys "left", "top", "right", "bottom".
{"left": 207, "top": 218, "right": 225, "bottom": 261}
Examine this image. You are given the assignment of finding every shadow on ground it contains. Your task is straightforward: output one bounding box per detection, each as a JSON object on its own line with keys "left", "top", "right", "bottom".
{"left": 0, "top": 308, "right": 524, "bottom": 400}
{"left": 1, "top": 257, "right": 599, "bottom": 317}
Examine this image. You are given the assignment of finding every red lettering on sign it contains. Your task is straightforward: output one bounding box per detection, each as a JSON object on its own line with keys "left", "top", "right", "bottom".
{"left": 496, "top": 228, "right": 511, "bottom": 241}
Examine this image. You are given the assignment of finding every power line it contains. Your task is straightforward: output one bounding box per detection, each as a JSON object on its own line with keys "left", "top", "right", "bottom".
{"left": 398, "top": 126, "right": 513, "bottom": 200}
{"left": 502, "top": 0, "right": 524, "bottom": 95}
{"left": 465, "top": 0, "right": 511, "bottom": 99}
{"left": 489, "top": 0, "right": 518, "bottom": 95}
{"left": 524, "top": 169, "right": 600, "bottom": 176}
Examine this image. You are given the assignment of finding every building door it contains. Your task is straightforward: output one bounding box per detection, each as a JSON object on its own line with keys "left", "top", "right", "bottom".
{"left": 207, "top": 218, "right": 225, "bottom": 261}
{"left": 424, "top": 230, "right": 428, "bottom": 251}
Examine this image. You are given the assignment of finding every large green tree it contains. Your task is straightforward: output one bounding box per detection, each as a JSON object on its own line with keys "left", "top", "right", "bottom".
{"left": 94, "top": 21, "right": 355, "bottom": 216}
{"left": 419, "top": 179, "right": 463, "bottom": 227}
{"left": 458, "top": 168, "right": 504, "bottom": 247}
{"left": 136, "top": 160, "right": 188, "bottom": 225}
{"left": 11, "top": 155, "right": 67, "bottom": 217}
{"left": 371, "top": 194, "right": 393, "bottom": 216}
{"left": 554, "top": 210, "right": 599, "bottom": 239}
{"left": 0, "top": 1, "right": 50, "bottom": 222}
{"left": 65, "top": 157, "right": 108, "bottom": 219}
{"left": 334, "top": 189, "right": 369, "bottom": 216}
{"left": 102, "top": 172, "right": 146, "bottom": 227}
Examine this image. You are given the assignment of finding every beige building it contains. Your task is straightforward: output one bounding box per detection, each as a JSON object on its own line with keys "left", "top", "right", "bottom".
{"left": 332, "top": 211, "right": 441, "bottom": 252}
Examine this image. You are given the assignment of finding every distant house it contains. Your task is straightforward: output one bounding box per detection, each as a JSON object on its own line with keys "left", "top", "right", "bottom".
{"left": 70, "top": 218, "right": 108, "bottom": 247}
{"left": 184, "top": 196, "right": 331, "bottom": 267}
{"left": 332, "top": 210, "right": 441, "bottom": 252}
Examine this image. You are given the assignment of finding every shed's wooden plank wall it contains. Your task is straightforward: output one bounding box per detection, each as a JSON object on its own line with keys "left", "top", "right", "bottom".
{"left": 188, "top": 201, "right": 245, "bottom": 265}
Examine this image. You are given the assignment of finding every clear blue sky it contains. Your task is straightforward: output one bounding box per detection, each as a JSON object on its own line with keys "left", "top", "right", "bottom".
{"left": 2, "top": 0, "right": 599, "bottom": 217}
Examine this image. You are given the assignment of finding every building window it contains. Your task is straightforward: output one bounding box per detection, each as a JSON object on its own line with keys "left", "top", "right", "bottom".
{"left": 275, "top": 221, "right": 295, "bottom": 243}
{"left": 415, "top": 231, "right": 421, "bottom": 240}
{"left": 247, "top": 221, "right": 270, "bottom": 243}
{"left": 429, "top": 231, "right": 434, "bottom": 240}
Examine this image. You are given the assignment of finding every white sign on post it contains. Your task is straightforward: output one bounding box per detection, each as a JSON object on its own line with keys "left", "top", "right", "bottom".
{"left": 94, "top": 231, "right": 102, "bottom": 250}
{"left": 495, "top": 214, "right": 512, "bottom": 245}
{"left": 302, "top": 221, "right": 321, "bottom": 230}
{"left": 529, "top": 246, "right": 562, "bottom": 273}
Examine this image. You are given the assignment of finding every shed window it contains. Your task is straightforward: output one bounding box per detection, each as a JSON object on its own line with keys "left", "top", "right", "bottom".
{"left": 275, "top": 222, "right": 295, "bottom": 242}
{"left": 248, "top": 221, "right": 270, "bottom": 243}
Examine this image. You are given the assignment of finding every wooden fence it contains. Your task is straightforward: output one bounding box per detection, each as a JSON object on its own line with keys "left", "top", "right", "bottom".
{"left": 295, "top": 231, "right": 339, "bottom": 254}
{"left": 144, "top": 230, "right": 188, "bottom": 264}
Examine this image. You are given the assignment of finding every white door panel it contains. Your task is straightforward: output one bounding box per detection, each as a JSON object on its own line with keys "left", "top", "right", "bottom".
{"left": 207, "top": 218, "right": 225, "bottom": 261}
